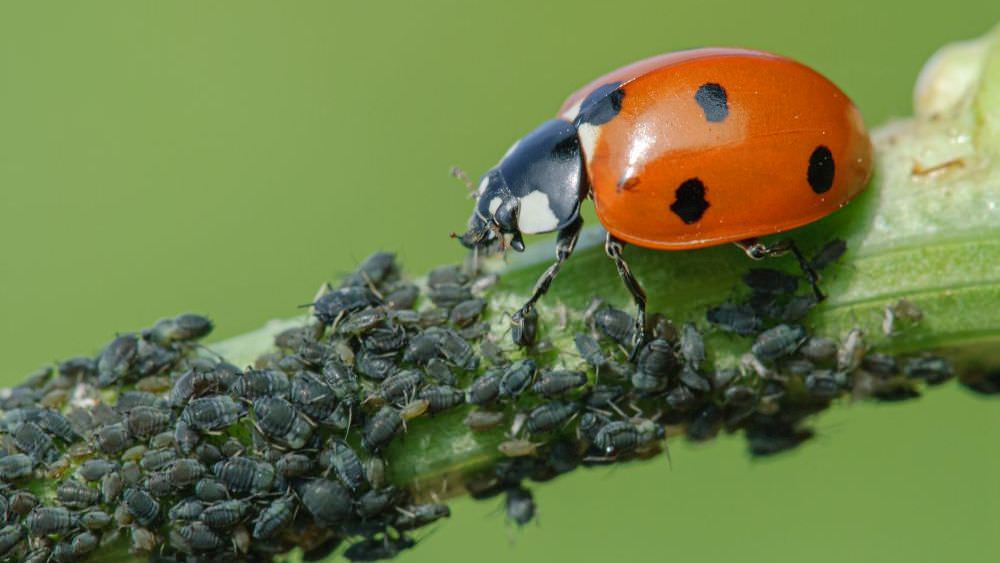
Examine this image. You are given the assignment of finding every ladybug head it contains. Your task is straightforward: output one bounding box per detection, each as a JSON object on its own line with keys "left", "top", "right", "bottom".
{"left": 457, "top": 119, "right": 587, "bottom": 253}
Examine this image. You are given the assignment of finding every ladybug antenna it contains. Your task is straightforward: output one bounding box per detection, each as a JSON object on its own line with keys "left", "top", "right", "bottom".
{"left": 449, "top": 165, "right": 478, "bottom": 197}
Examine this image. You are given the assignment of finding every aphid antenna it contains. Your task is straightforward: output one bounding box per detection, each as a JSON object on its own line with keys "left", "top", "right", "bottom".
{"left": 608, "top": 401, "right": 630, "bottom": 420}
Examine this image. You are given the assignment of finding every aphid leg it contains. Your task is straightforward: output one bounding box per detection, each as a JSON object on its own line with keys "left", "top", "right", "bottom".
{"left": 735, "top": 238, "right": 825, "bottom": 301}
{"left": 604, "top": 233, "right": 647, "bottom": 360}
{"left": 513, "top": 216, "right": 584, "bottom": 328}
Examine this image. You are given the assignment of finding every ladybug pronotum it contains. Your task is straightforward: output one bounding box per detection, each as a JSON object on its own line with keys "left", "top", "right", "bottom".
{"left": 458, "top": 48, "right": 873, "bottom": 352}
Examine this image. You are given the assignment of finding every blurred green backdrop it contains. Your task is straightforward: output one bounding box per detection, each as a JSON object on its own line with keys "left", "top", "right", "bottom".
{"left": 1, "top": 2, "right": 998, "bottom": 562}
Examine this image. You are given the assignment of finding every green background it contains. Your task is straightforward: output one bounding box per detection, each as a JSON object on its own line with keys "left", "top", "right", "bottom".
{"left": 1, "top": 2, "right": 998, "bottom": 562}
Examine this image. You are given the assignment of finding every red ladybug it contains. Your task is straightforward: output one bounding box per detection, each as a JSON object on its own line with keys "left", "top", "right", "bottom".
{"left": 458, "top": 48, "right": 873, "bottom": 351}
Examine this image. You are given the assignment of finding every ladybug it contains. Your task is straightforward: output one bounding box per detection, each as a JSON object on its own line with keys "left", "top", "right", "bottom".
{"left": 457, "top": 48, "right": 873, "bottom": 352}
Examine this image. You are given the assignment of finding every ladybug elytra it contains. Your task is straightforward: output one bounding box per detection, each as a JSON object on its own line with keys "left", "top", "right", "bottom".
{"left": 457, "top": 48, "right": 873, "bottom": 352}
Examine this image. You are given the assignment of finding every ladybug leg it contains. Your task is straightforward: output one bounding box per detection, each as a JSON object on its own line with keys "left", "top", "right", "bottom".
{"left": 735, "top": 238, "right": 826, "bottom": 301}
{"left": 604, "top": 233, "right": 647, "bottom": 359}
{"left": 512, "top": 217, "right": 584, "bottom": 340}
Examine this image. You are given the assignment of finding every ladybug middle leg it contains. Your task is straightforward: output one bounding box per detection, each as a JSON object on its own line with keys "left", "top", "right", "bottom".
{"left": 604, "top": 233, "right": 647, "bottom": 359}
{"left": 735, "top": 238, "right": 825, "bottom": 301}
{"left": 512, "top": 217, "right": 584, "bottom": 342}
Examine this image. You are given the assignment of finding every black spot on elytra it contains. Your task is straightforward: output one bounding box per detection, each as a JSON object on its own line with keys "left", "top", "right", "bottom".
{"left": 574, "top": 82, "right": 625, "bottom": 126}
{"left": 670, "top": 178, "right": 710, "bottom": 224}
{"left": 695, "top": 83, "right": 728, "bottom": 122}
{"left": 807, "top": 146, "right": 835, "bottom": 193}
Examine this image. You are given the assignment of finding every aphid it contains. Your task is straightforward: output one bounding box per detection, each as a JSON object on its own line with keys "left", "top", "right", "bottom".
{"left": 687, "top": 404, "right": 723, "bottom": 441}
{"left": 465, "top": 369, "right": 503, "bottom": 405}
{"left": 36, "top": 409, "right": 77, "bottom": 443}
{"left": 167, "top": 498, "right": 205, "bottom": 522}
{"left": 179, "top": 521, "right": 225, "bottom": 551}
{"left": 252, "top": 494, "right": 296, "bottom": 540}
{"left": 181, "top": 395, "right": 241, "bottom": 432}
{"left": 80, "top": 510, "right": 113, "bottom": 529}
{"left": 276, "top": 452, "right": 315, "bottom": 478}
{"left": 356, "top": 486, "right": 399, "bottom": 519}
{"left": 230, "top": 369, "right": 289, "bottom": 400}
{"left": 505, "top": 486, "right": 536, "bottom": 526}
{"left": 319, "top": 438, "right": 365, "bottom": 492}
{"left": 135, "top": 375, "right": 172, "bottom": 394}
{"left": 743, "top": 268, "right": 799, "bottom": 295}
{"left": 428, "top": 283, "right": 473, "bottom": 309}
{"left": 145, "top": 471, "right": 173, "bottom": 497}
{"left": 362, "top": 324, "right": 408, "bottom": 354}
{"left": 149, "top": 431, "right": 176, "bottom": 450}
{"left": 415, "top": 384, "right": 465, "bottom": 413}
{"left": 313, "top": 286, "right": 378, "bottom": 325}
{"left": 585, "top": 384, "right": 625, "bottom": 408}
{"left": 679, "top": 323, "right": 706, "bottom": 368}
{"left": 752, "top": 324, "right": 807, "bottom": 362}
{"left": 220, "top": 437, "right": 244, "bottom": 458}
{"left": 56, "top": 531, "right": 96, "bottom": 560}
{"left": 322, "top": 360, "right": 361, "bottom": 402}
{"left": 800, "top": 336, "right": 837, "bottom": 363}
{"left": 129, "top": 525, "right": 157, "bottom": 554}
{"left": 525, "top": 401, "right": 580, "bottom": 434}
{"left": 904, "top": 356, "right": 953, "bottom": 385}
{"left": 511, "top": 306, "right": 539, "bottom": 347}
{"left": 116, "top": 390, "right": 158, "bottom": 412}
{"left": 365, "top": 457, "right": 387, "bottom": 489}
{"left": 425, "top": 358, "right": 458, "bottom": 385}
{"left": 201, "top": 499, "right": 249, "bottom": 529}
{"left": 297, "top": 478, "right": 353, "bottom": 526}
{"left": 394, "top": 503, "right": 451, "bottom": 531}
{"left": 9, "top": 490, "right": 39, "bottom": 515}
{"left": 121, "top": 460, "right": 142, "bottom": 485}
{"left": 679, "top": 366, "right": 712, "bottom": 392}
{"left": 343, "top": 251, "right": 400, "bottom": 288}
{"left": 174, "top": 420, "right": 200, "bottom": 454}
{"left": 343, "top": 535, "right": 416, "bottom": 562}
{"left": 213, "top": 457, "right": 276, "bottom": 495}
{"left": 194, "top": 443, "right": 223, "bottom": 466}
{"left": 449, "top": 298, "right": 486, "bottom": 328}
{"left": 805, "top": 370, "right": 841, "bottom": 398}
{"left": 168, "top": 459, "right": 206, "bottom": 488}
{"left": 195, "top": 478, "right": 229, "bottom": 502}
{"left": 810, "top": 238, "right": 848, "bottom": 270}
{"left": 706, "top": 303, "right": 762, "bottom": 336}
{"left": 402, "top": 332, "right": 441, "bottom": 365}
{"left": 56, "top": 479, "right": 100, "bottom": 508}
{"left": 59, "top": 356, "right": 97, "bottom": 378}
{"left": 330, "top": 401, "right": 360, "bottom": 432}
{"left": 97, "top": 333, "right": 139, "bottom": 387}
{"left": 883, "top": 298, "right": 924, "bottom": 335}
{"left": 13, "top": 422, "right": 57, "bottom": 463}
{"left": 637, "top": 338, "right": 679, "bottom": 377}
{"left": 745, "top": 419, "right": 815, "bottom": 456}
{"left": 384, "top": 284, "right": 420, "bottom": 310}
{"left": 45, "top": 455, "right": 72, "bottom": 480}
{"left": 0, "top": 525, "right": 23, "bottom": 557}
{"left": 401, "top": 398, "right": 430, "bottom": 420}
{"left": 123, "top": 488, "right": 160, "bottom": 526}
{"left": 532, "top": 370, "right": 588, "bottom": 396}
{"left": 252, "top": 397, "right": 313, "bottom": 449}
{"left": 591, "top": 305, "right": 635, "bottom": 348}
{"left": 362, "top": 406, "right": 403, "bottom": 452}
{"left": 147, "top": 313, "right": 214, "bottom": 345}
{"left": 354, "top": 350, "right": 399, "bottom": 381}
{"left": 419, "top": 307, "right": 450, "bottom": 327}
{"left": 862, "top": 353, "right": 899, "bottom": 376}
{"left": 574, "top": 333, "right": 607, "bottom": 370}
{"left": 169, "top": 369, "right": 224, "bottom": 408}
{"left": 498, "top": 439, "right": 541, "bottom": 457}
{"left": 464, "top": 409, "right": 506, "bottom": 432}
{"left": 428, "top": 327, "right": 480, "bottom": 370}
{"left": 779, "top": 294, "right": 820, "bottom": 321}
{"left": 836, "top": 328, "right": 866, "bottom": 372}
{"left": 500, "top": 359, "right": 537, "bottom": 398}
{"left": 0, "top": 453, "right": 34, "bottom": 481}
{"left": 27, "top": 506, "right": 77, "bottom": 535}
{"left": 337, "top": 307, "right": 389, "bottom": 336}
{"left": 478, "top": 341, "right": 508, "bottom": 369}
{"left": 125, "top": 405, "right": 172, "bottom": 439}
{"left": 101, "top": 472, "right": 124, "bottom": 504}
{"left": 374, "top": 370, "right": 424, "bottom": 405}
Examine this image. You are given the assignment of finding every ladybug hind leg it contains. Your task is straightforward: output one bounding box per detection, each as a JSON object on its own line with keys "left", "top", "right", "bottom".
{"left": 512, "top": 217, "right": 584, "bottom": 342}
{"left": 735, "top": 238, "right": 826, "bottom": 301}
{"left": 604, "top": 233, "right": 648, "bottom": 360}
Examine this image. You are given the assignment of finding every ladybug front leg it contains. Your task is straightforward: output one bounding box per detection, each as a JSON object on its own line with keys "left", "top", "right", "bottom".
{"left": 512, "top": 217, "right": 584, "bottom": 344}
{"left": 735, "top": 238, "right": 825, "bottom": 301}
{"left": 604, "top": 233, "right": 647, "bottom": 359}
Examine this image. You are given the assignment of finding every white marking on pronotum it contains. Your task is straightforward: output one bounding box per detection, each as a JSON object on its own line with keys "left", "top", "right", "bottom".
{"left": 517, "top": 191, "right": 559, "bottom": 234}
{"left": 577, "top": 122, "right": 600, "bottom": 164}
{"left": 477, "top": 175, "right": 490, "bottom": 196}
{"left": 488, "top": 196, "right": 503, "bottom": 215}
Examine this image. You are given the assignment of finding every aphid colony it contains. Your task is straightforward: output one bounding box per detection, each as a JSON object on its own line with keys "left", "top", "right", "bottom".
{"left": 0, "top": 247, "right": 974, "bottom": 562}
